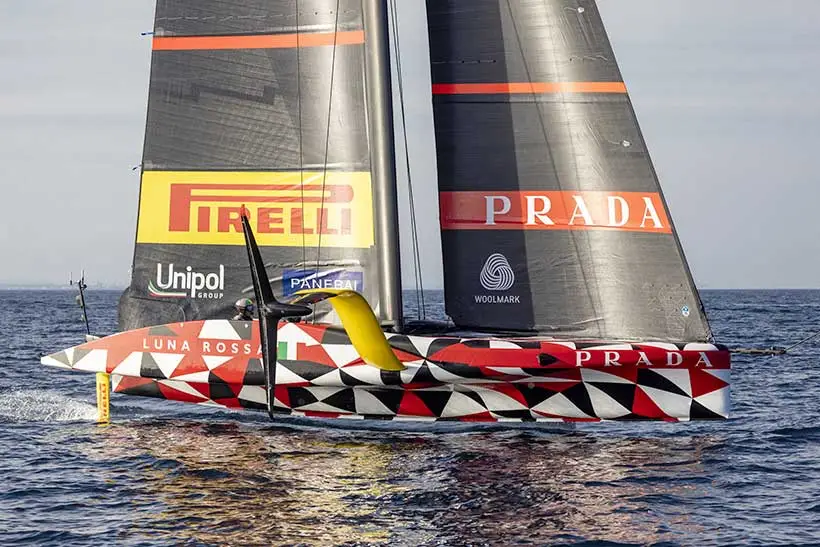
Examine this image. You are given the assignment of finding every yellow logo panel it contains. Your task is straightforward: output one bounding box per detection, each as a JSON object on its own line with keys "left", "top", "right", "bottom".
{"left": 136, "top": 171, "right": 375, "bottom": 248}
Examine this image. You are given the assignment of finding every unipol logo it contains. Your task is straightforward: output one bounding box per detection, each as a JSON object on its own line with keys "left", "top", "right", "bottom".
{"left": 148, "top": 263, "right": 225, "bottom": 300}
{"left": 479, "top": 253, "right": 515, "bottom": 291}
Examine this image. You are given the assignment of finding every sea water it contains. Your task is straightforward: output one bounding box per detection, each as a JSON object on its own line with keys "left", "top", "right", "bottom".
{"left": 0, "top": 289, "right": 818, "bottom": 546}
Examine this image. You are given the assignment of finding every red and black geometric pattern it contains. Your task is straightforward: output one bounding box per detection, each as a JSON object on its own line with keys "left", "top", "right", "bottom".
{"left": 42, "top": 320, "right": 730, "bottom": 422}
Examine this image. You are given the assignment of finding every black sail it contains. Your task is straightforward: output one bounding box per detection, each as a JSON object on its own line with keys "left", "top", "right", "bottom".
{"left": 119, "top": 0, "right": 379, "bottom": 330}
{"left": 426, "top": 0, "right": 712, "bottom": 342}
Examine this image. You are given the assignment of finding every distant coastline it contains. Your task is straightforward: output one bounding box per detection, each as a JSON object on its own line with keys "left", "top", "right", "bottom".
{"left": 0, "top": 284, "right": 127, "bottom": 291}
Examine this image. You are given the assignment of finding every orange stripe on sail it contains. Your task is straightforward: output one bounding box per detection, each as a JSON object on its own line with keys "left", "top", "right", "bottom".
{"left": 152, "top": 30, "right": 365, "bottom": 51}
{"left": 432, "top": 82, "right": 627, "bottom": 95}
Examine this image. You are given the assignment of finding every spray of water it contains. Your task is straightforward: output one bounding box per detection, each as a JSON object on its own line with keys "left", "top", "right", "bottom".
{"left": 0, "top": 389, "right": 97, "bottom": 422}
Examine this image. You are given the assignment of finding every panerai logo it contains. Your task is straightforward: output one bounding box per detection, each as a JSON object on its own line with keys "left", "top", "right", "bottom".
{"left": 148, "top": 264, "right": 225, "bottom": 299}
{"left": 475, "top": 253, "right": 520, "bottom": 304}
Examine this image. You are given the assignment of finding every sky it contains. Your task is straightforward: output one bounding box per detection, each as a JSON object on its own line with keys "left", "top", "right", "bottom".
{"left": 0, "top": 0, "right": 819, "bottom": 289}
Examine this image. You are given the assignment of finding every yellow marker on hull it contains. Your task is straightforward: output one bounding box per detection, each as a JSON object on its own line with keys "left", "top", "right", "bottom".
{"left": 96, "top": 372, "right": 110, "bottom": 424}
{"left": 292, "top": 289, "right": 406, "bottom": 371}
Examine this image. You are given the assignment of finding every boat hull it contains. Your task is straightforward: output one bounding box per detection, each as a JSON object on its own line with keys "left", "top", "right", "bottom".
{"left": 42, "top": 320, "right": 730, "bottom": 422}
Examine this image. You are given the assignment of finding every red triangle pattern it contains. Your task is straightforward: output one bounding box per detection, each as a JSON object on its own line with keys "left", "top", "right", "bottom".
{"left": 157, "top": 382, "right": 208, "bottom": 404}
{"left": 690, "top": 369, "right": 729, "bottom": 398}
{"left": 632, "top": 387, "right": 671, "bottom": 419}
{"left": 398, "top": 392, "right": 436, "bottom": 417}
{"left": 210, "top": 357, "right": 251, "bottom": 384}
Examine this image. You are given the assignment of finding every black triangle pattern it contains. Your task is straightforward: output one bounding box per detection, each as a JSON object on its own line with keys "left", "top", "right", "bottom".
{"left": 415, "top": 391, "right": 452, "bottom": 417}
{"left": 492, "top": 409, "right": 536, "bottom": 420}
{"left": 436, "top": 362, "right": 486, "bottom": 379}
{"left": 407, "top": 364, "right": 439, "bottom": 385}
{"left": 243, "top": 359, "right": 265, "bottom": 386}
{"left": 148, "top": 324, "right": 177, "bottom": 337}
{"left": 339, "top": 369, "right": 372, "bottom": 386}
{"left": 140, "top": 353, "right": 165, "bottom": 379}
{"left": 230, "top": 321, "right": 254, "bottom": 340}
{"left": 425, "top": 338, "right": 462, "bottom": 358}
{"left": 518, "top": 385, "right": 560, "bottom": 409}
{"left": 280, "top": 360, "right": 337, "bottom": 382}
{"left": 379, "top": 370, "right": 404, "bottom": 386}
{"left": 588, "top": 382, "right": 636, "bottom": 412}
{"left": 367, "top": 389, "right": 404, "bottom": 415}
{"left": 689, "top": 399, "right": 726, "bottom": 420}
{"left": 560, "top": 384, "right": 595, "bottom": 417}
{"left": 118, "top": 380, "right": 164, "bottom": 399}
{"left": 208, "top": 379, "right": 237, "bottom": 400}
{"left": 322, "top": 389, "right": 357, "bottom": 413}
{"left": 386, "top": 335, "right": 424, "bottom": 358}
{"left": 71, "top": 348, "right": 91, "bottom": 366}
{"left": 637, "top": 369, "right": 689, "bottom": 398}
{"left": 287, "top": 387, "right": 319, "bottom": 408}
{"left": 49, "top": 351, "right": 71, "bottom": 367}
{"left": 321, "top": 328, "right": 351, "bottom": 345}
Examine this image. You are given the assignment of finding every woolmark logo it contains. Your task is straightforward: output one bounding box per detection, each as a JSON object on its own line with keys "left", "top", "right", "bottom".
{"left": 148, "top": 263, "right": 225, "bottom": 299}
{"left": 479, "top": 253, "right": 515, "bottom": 291}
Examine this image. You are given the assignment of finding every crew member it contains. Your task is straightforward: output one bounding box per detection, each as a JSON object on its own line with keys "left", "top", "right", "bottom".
{"left": 232, "top": 298, "right": 255, "bottom": 321}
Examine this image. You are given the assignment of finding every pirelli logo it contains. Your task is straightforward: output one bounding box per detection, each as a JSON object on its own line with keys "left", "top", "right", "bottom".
{"left": 136, "top": 171, "right": 374, "bottom": 247}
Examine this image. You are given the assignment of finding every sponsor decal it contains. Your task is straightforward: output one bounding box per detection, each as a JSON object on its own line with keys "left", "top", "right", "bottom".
{"left": 440, "top": 191, "right": 671, "bottom": 234}
{"left": 141, "top": 337, "right": 260, "bottom": 355}
{"left": 283, "top": 268, "right": 364, "bottom": 296}
{"left": 475, "top": 253, "right": 520, "bottom": 304}
{"left": 136, "top": 171, "right": 374, "bottom": 247}
{"left": 148, "top": 263, "right": 225, "bottom": 299}
{"left": 479, "top": 253, "right": 515, "bottom": 291}
{"left": 574, "top": 350, "right": 715, "bottom": 368}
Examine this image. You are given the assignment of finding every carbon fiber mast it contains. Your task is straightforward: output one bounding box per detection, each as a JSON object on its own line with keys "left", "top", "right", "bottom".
{"left": 240, "top": 209, "right": 310, "bottom": 419}
{"left": 363, "top": 0, "right": 403, "bottom": 330}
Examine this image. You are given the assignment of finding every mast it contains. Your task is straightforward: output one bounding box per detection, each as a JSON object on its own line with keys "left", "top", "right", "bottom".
{"left": 362, "top": 0, "right": 403, "bottom": 330}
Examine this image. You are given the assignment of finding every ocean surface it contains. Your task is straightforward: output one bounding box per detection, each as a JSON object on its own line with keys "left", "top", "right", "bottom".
{"left": 1, "top": 289, "right": 818, "bottom": 546}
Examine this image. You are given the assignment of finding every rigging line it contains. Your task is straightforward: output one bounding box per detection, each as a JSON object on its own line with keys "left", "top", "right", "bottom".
{"left": 296, "top": 0, "right": 307, "bottom": 277}
{"left": 315, "top": 0, "right": 343, "bottom": 318}
{"left": 503, "top": 0, "right": 599, "bottom": 330}
{"left": 784, "top": 329, "right": 820, "bottom": 352}
{"left": 389, "top": 0, "right": 424, "bottom": 319}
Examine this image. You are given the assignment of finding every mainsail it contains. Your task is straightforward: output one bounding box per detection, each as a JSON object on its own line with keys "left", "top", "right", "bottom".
{"left": 119, "top": 0, "right": 383, "bottom": 330}
{"left": 427, "top": 0, "right": 712, "bottom": 342}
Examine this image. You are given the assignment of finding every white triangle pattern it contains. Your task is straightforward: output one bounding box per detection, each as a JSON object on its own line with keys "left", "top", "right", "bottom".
{"left": 203, "top": 355, "right": 233, "bottom": 371}
{"left": 353, "top": 389, "right": 394, "bottom": 415}
{"left": 532, "top": 393, "right": 591, "bottom": 418}
{"left": 641, "top": 385, "right": 691, "bottom": 418}
{"left": 585, "top": 384, "right": 630, "bottom": 419}
{"left": 151, "top": 353, "right": 186, "bottom": 379}
{"left": 468, "top": 387, "right": 527, "bottom": 412}
{"left": 198, "top": 320, "right": 242, "bottom": 340}
{"left": 441, "top": 391, "right": 489, "bottom": 418}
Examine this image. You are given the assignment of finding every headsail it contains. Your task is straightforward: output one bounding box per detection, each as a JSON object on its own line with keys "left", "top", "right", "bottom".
{"left": 119, "top": 0, "right": 381, "bottom": 330}
{"left": 426, "top": 0, "right": 712, "bottom": 342}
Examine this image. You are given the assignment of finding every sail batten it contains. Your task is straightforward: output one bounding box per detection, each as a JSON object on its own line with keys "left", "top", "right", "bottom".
{"left": 426, "top": 0, "right": 712, "bottom": 342}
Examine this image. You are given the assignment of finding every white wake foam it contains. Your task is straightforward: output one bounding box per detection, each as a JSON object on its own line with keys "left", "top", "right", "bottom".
{"left": 0, "top": 389, "right": 98, "bottom": 422}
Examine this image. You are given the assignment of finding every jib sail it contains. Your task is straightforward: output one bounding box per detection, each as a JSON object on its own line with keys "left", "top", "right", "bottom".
{"left": 426, "top": 0, "right": 712, "bottom": 341}
{"left": 119, "top": 0, "right": 384, "bottom": 330}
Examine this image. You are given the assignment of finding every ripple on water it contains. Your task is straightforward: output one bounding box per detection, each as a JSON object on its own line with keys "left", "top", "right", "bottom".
{"left": 1, "top": 290, "right": 819, "bottom": 546}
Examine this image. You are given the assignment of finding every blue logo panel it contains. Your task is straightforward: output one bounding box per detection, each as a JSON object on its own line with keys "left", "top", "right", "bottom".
{"left": 282, "top": 269, "right": 364, "bottom": 296}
